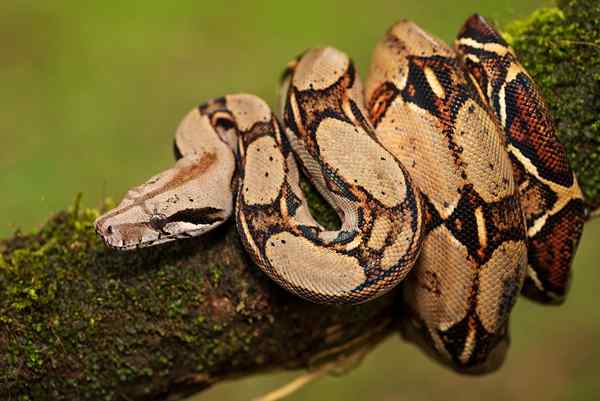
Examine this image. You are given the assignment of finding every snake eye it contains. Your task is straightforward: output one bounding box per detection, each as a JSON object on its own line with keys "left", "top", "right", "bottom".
{"left": 210, "top": 111, "right": 236, "bottom": 131}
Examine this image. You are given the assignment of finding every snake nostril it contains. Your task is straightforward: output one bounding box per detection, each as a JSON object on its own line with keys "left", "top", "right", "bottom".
{"left": 106, "top": 225, "right": 113, "bottom": 235}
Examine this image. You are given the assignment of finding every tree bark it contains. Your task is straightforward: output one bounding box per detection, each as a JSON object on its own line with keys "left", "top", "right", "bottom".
{"left": 1, "top": 0, "right": 599, "bottom": 399}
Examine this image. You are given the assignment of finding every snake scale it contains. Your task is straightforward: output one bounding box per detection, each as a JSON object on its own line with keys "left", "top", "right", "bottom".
{"left": 95, "top": 15, "right": 585, "bottom": 373}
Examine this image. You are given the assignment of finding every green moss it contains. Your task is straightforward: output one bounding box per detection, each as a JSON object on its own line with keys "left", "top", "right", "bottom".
{"left": 300, "top": 178, "right": 340, "bottom": 230}
{"left": 207, "top": 264, "right": 223, "bottom": 286}
{"left": 1, "top": 199, "right": 106, "bottom": 397}
{"left": 504, "top": 0, "right": 600, "bottom": 208}
{"left": 0, "top": 196, "right": 268, "bottom": 400}
{"left": 1, "top": 195, "right": 98, "bottom": 318}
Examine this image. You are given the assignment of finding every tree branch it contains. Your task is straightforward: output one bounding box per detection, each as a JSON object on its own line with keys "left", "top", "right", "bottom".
{"left": 1, "top": 0, "right": 599, "bottom": 399}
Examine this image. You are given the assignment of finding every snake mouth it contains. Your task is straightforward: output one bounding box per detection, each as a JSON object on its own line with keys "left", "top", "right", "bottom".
{"left": 94, "top": 220, "right": 156, "bottom": 251}
{"left": 98, "top": 234, "right": 174, "bottom": 251}
{"left": 97, "top": 228, "right": 177, "bottom": 251}
{"left": 99, "top": 239, "right": 142, "bottom": 251}
{"left": 95, "top": 220, "right": 224, "bottom": 251}
{"left": 94, "top": 206, "right": 228, "bottom": 252}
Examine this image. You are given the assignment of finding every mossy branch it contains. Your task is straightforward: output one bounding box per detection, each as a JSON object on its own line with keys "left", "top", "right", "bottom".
{"left": 1, "top": 1, "right": 599, "bottom": 400}
{"left": 503, "top": 0, "right": 600, "bottom": 211}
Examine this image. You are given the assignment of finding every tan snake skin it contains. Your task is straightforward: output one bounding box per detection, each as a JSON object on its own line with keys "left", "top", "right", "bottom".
{"left": 95, "top": 15, "right": 584, "bottom": 373}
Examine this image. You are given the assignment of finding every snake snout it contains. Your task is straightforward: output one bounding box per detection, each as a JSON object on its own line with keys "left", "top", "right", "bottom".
{"left": 95, "top": 217, "right": 128, "bottom": 249}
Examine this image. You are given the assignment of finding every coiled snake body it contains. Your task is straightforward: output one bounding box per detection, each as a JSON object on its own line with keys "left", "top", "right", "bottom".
{"left": 96, "top": 15, "right": 585, "bottom": 372}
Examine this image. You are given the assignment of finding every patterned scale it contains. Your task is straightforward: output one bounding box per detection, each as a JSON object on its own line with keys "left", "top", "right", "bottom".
{"left": 455, "top": 14, "right": 586, "bottom": 304}
{"left": 94, "top": 14, "right": 586, "bottom": 376}
{"left": 365, "top": 20, "right": 528, "bottom": 372}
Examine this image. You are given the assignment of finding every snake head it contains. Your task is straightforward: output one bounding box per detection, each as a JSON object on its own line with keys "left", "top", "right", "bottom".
{"left": 95, "top": 148, "right": 235, "bottom": 250}
{"left": 95, "top": 107, "right": 238, "bottom": 250}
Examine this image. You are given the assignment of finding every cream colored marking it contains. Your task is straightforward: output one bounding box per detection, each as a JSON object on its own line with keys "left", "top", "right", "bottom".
{"left": 464, "top": 53, "right": 480, "bottom": 63}
{"left": 526, "top": 267, "right": 561, "bottom": 300}
{"left": 288, "top": 92, "right": 303, "bottom": 140}
{"left": 368, "top": 215, "right": 392, "bottom": 249}
{"left": 406, "top": 105, "right": 457, "bottom": 212}
{"left": 497, "top": 84, "right": 507, "bottom": 128}
{"left": 453, "top": 99, "right": 515, "bottom": 203}
{"left": 459, "top": 322, "right": 477, "bottom": 364}
{"left": 293, "top": 48, "right": 348, "bottom": 91}
{"left": 526, "top": 265, "right": 545, "bottom": 292}
{"left": 366, "top": 20, "right": 450, "bottom": 99}
{"left": 468, "top": 72, "right": 486, "bottom": 103}
{"left": 474, "top": 207, "right": 487, "bottom": 248}
{"left": 404, "top": 226, "right": 477, "bottom": 331}
{"left": 430, "top": 330, "right": 452, "bottom": 360}
{"left": 372, "top": 97, "right": 462, "bottom": 217}
{"left": 508, "top": 145, "right": 583, "bottom": 236}
{"left": 505, "top": 63, "right": 522, "bottom": 84}
{"left": 388, "top": 20, "right": 454, "bottom": 58}
{"left": 486, "top": 79, "right": 494, "bottom": 102}
{"left": 437, "top": 321, "right": 453, "bottom": 332}
{"left": 365, "top": 39, "right": 409, "bottom": 97}
{"left": 340, "top": 79, "right": 368, "bottom": 126}
{"left": 347, "top": 68, "right": 366, "bottom": 110}
{"left": 477, "top": 240, "right": 527, "bottom": 332}
{"left": 379, "top": 224, "right": 417, "bottom": 270}
{"left": 456, "top": 37, "right": 510, "bottom": 56}
{"left": 366, "top": 20, "right": 475, "bottom": 222}
{"left": 278, "top": 189, "right": 289, "bottom": 217}
{"left": 175, "top": 109, "right": 225, "bottom": 156}
{"left": 508, "top": 146, "right": 582, "bottom": 197}
{"left": 283, "top": 153, "right": 318, "bottom": 226}
{"left": 237, "top": 209, "right": 262, "bottom": 264}
{"left": 424, "top": 67, "right": 445, "bottom": 99}
{"left": 316, "top": 118, "right": 407, "bottom": 208}
{"left": 226, "top": 94, "right": 272, "bottom": 132}
{"left": 343, "top": 236, "right": 363, "bottom": 252}
{"left": 527, "top": 213, "right": 549, "bottom": 237}
{"left": 265, "top": 232, "right": 367, "bottom": 297}
{"left": 519, "top": 178, "right": 530, "bottom": 193}
{"left": 242, "top": 136, "right": 286, "bottom": 205}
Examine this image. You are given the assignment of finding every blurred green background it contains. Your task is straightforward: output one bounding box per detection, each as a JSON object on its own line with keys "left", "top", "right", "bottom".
{"left": 2, "top": 0, "right": 599, "bottom": 400}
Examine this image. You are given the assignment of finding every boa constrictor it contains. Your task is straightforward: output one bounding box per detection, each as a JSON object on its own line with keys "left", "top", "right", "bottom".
{"left": 95, "top": 15, "right": 585, "bottom": 373}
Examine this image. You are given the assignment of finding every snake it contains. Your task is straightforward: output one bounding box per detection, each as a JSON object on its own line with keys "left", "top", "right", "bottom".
{"left": 95, "top": 15, "right": 585, "bottom": 373}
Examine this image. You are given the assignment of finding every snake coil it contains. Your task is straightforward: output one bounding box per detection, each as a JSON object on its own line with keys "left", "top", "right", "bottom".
{"left": 96, "top": 15, "right": 585, "bottom": 373}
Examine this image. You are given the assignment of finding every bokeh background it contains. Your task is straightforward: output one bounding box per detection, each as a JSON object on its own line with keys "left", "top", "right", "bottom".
{"left": 1, "top": 0, "right": 599, "bottom": 400}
